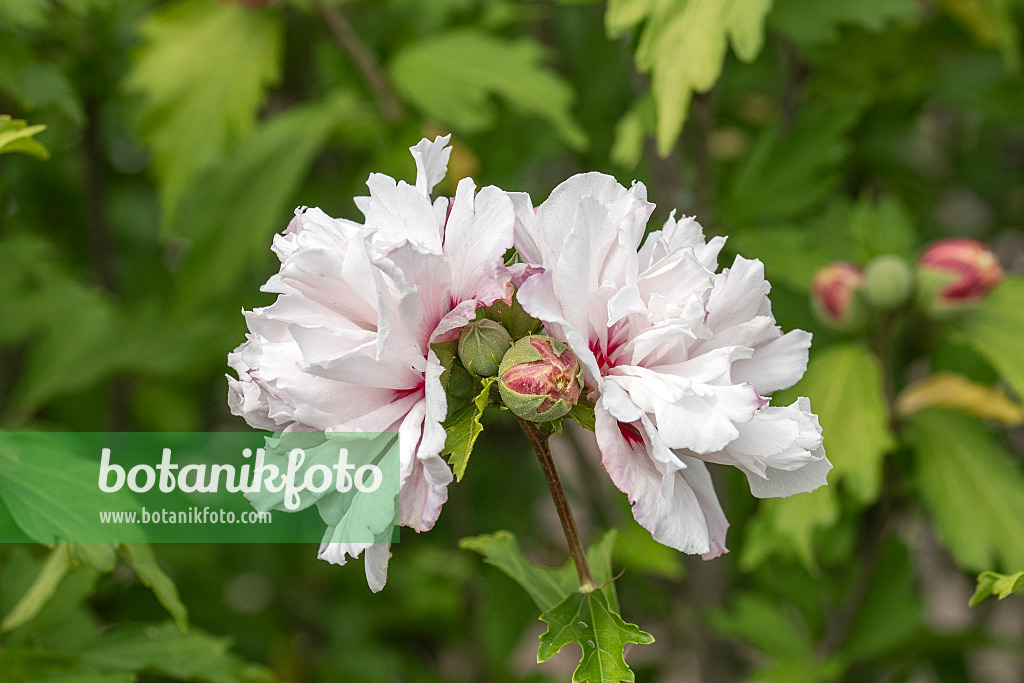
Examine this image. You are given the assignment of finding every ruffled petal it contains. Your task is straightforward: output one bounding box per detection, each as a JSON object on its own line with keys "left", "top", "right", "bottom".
{"left": 410, "top": 134, "right": 452, "bottom": 196}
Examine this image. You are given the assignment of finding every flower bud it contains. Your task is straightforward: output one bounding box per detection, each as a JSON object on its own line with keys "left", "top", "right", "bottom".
{"left": 498, "top": 335, "right": 583, "bottom": 422}
{"left": 458, "top": 319, "right": 513, "bottom": 377}
{"left": 811, "top": 262, "right": 866, "bottom": 329}
{"left": 862, "top": 254, "right": 914, "bottom": 311}
{"left": 918, "top": 239, "right": 1003, "bottom": 306}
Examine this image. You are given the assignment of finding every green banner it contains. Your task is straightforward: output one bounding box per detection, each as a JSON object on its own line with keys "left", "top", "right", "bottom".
{"left": 0, "top": 432, "right": 400, "bottom": 544}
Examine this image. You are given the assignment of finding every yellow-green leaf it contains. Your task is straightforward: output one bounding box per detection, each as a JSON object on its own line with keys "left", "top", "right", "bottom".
{"left": 910, "top": 409, "right": 1024, "bottom": 572}
{"left": 971, "top": 570, "right": 1024, "bottom": 606}
{"left": 126, "top": 0, "right": 282, "bottom": 234}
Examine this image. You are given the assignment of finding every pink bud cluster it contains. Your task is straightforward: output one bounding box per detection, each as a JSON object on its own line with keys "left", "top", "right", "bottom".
{"left": 812, "top": 239, "right": 1003, "bottom": 326}
{"left": 919, "top": 239, "right": 1004, "bottom": 304}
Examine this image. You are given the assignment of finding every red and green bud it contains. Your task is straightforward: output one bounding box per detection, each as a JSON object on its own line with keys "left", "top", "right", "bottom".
{"left": 811, "top": 262, "right": 866, "bottom": 329}
{"left": 458, "top": 319, "right": 513, "bottom": 377}
{"left": 862, "top": 254, "right": 914, "bottom": 311}
{"left": 918, "top": 239, "right": 1003, "bottom": 306}
{"left": 498, "top": 335, "right": 583, "bottom": 422}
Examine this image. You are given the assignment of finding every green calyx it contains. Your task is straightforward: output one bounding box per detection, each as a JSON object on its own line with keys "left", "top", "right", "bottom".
{"left": 458, "top": 319, "right": 513, "bottom": 377}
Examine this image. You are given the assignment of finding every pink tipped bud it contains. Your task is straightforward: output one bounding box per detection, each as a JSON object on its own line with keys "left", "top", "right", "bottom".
{"left": 812, "top": 262, "right": 865, "bottom": 327}
{"left": 918, "top": 239, "right": 1003, "bottom": 304}
{"left": 498, "top": 335, "right": 582, "bottom": 422}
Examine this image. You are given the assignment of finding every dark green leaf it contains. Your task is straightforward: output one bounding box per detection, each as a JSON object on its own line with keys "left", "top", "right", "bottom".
{"left": 443, "top": 376, "right": 495, "bottom": 481}
{"left": 172, "top": 94, "right": 372, "bottom": 313}
{"left": 768, "top": 0, "right": 920, "bottom": 46}
{"left": 460, "top": 529, "right": 620, "bottom": 612}
{"left": 537, "top": 588, "right": 654, "bottom": 683}
{"left": 121, "top": 544, "right": 189, "bottom": 633}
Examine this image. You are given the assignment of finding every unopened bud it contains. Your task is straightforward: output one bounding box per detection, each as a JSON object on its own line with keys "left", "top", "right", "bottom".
{"left": 498, "top": 335, "right": 582, "bottom": 422}
{"left": 918, "top": 239, "right": 1003, "bottom": 307}
{"left": 458, "top": 319, "right": 512, "bottom": 377}
{"left": 863, "top": 254, "right": 914, "bottom": 311}
{"left": 811, "top": 262, "right": 866, "bottom": 329}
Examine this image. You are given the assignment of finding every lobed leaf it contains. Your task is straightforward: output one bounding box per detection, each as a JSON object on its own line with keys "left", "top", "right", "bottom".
{"left": 971, "top": 570, "right": 1024, "bottom": 606}
{"left": 910, "top": 409, "right": 1024, "bottom": 573}
{"left": 390, "top": 29, "right": 587, "bottom": 149}
{"left": 613, "top": 0, "right": 774, "bottom": 155}
{"left": 961, "top": 277, "right": 1024, "bottom": 402}
{"left": 126, "top": 0, "right": 282, "bottom": 234}
{"left": 537, "top": 589, "right": 654, "bottom": 683}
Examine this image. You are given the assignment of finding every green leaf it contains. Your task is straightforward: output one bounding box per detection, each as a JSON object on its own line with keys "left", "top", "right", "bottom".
{"left": 121, "top": 544, "right": 189, "bottom": 633}
{"left": 621, "top": 0, "right": 774, "bottom": 155}
{"left": 0, "top": 649, "right": 134, "bottom": 683}
{"left": 909, "top": 409, "right": 1024, "bottom": 572}
{"left": 460, "top": 530, "right": 576, "bottom": 611}
{"left": 443, "top": 376, "right": 496, "bottom": 481}
{"left": 569, "top": 398, "right": 596, "bottom": 432}
{"left": 0, "top": 433, "right": 145, "bottom": 544}
{"left": 706, "top": 592, "right": 809, "bottom": 660}
{"left": 941, "top": 0, "right": 1021, "bottom": 72}
{"left": 961, "top": 277, "right": 1024, "bottom": 401}
{"left": 842, "top": 540, "right": 923, "bottom": 659}
{"left": 0, "top": 114, "right": 49, "bottom": 159}
{"left": 1, "top": 544, "right": 72, "bottom": 632}
{"left": 71, "top": 543, "right": 118, "bottom": 573}
{"left": 390, "top": 29, "right": 587, "bottom": 149}
{"left": 126, "top": 0, "right": 282, "bottom": 233}
{"left": 81, "top": 622, "right": 267, "bottom": 683}
{"left": 775, "top": 343, "right": 895, "bottom": 503}
{"left": 610, "top": 94, "right": 655, "bottom": 169}
{"left": 847, "top": 194, "right": 916, "bottom": 262}
{"left": 537, "top": 589, "right": 654, "bottom": 683}
{"left": 724, "top": 101, "right": 865, "bottom": 224}
{"left": 768, "top": 0, "right": 920, "bottom": 46}
{"left": 741, "top": 484, "right": 839, "bottom": 570}
{"left": 971, "top": 570, "right": 1024, "bottom": 606}
{"left": 172, "top": 94, "right": 371, "bottom": 313}
{"left": 460, "top": 529, "right": 620, "bottom": 612}
{"left": 0, "top": 0, "right": 49, "bottom": 31}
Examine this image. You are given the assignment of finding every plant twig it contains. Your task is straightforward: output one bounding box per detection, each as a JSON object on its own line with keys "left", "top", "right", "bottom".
{"left": 312, "top": 0, "right": 403, "bottom": 122}
{"left": 515, "top": 416, "right": 596, "bottom": 591}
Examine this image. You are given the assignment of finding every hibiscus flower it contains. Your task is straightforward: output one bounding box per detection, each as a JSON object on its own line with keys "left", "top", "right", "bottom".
{"left": 227, "top": 135, "right": 514, "bottom": 590}
{"left": 510, "top": 173, "right": 830, "bottom": 558}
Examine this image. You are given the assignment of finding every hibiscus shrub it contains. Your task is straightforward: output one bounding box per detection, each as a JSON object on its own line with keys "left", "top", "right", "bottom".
{"left": 2, "top": 1, "right": 1024, "bottom": 682}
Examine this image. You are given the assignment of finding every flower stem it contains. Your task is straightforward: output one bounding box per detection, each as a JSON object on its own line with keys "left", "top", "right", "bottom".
{"left": 515, "top": 416, "right": 596, "bottom": 592}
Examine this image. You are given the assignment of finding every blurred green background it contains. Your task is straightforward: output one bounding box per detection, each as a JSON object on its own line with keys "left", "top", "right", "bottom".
{"left": 3, "top": 0, "right": 1024, "bottom": 680}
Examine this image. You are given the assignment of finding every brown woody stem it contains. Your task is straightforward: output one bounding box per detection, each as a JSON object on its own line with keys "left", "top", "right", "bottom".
{"left": 515, "top": 416, "right": 596, "bottom": 591}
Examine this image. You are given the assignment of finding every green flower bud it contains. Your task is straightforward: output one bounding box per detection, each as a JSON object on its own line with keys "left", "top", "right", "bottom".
{"left": 862, "top": 254, "right": 914, "bottom": 311}
{"left": 498, "top": 335, "right": 583, "bottom": 422}
{"left": 458, "top": 319, "right": 513, "bottom": 377}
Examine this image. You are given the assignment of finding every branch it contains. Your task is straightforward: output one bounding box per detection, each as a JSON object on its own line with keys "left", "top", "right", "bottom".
{"left": 515, "top": 416, "right": 596, "bottom": 591}
{"left": 313, "top": 0, "right": 404, "bottom": 122}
